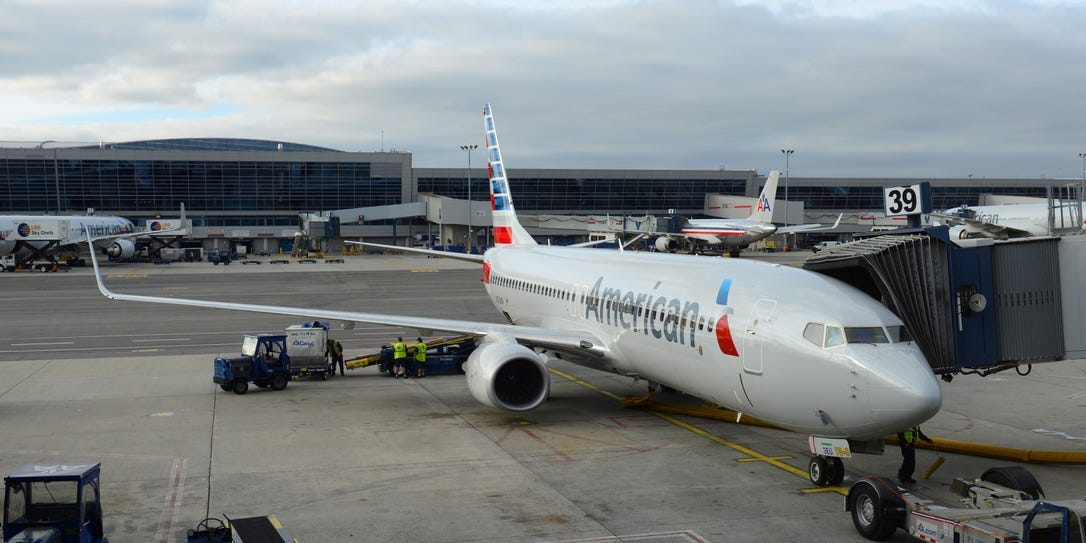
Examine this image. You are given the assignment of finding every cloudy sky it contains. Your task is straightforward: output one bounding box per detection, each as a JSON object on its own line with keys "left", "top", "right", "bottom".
{"left": 2, "top": 0, "right": 1084, "bottom": 178}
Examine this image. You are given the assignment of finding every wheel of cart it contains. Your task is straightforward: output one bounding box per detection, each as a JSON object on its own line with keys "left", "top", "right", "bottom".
{"left": 845, "top": 477, "right": 906, "bottom": 541}
{"left": 981, "top": 466, "right": 1045, "bottom": 499}
{"left": 270, "top": 371, "right": 289, "bottom": 391}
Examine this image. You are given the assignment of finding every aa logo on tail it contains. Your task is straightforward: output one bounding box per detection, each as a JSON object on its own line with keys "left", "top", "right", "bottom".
{"left": 756, "top": 194, "right": 772, "bottom": 213}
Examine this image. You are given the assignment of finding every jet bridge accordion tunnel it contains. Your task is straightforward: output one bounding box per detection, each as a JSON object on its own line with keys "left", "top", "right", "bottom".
{"left": 803, "top": 226, "right": 1074, "bottom": 376}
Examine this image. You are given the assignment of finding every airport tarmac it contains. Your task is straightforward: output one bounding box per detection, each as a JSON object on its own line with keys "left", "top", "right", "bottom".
{"left": 1, "top": 251, "right": 1084, "bottom": 542}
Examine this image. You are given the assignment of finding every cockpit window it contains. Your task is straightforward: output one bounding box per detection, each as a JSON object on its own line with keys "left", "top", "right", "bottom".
{"left": 844, "top": 327, "right": 890, "bottom": 344}
{"left": 803, "top": 323, "right": 824, "bottom": 347}
{"left": 824, "top": 325, "right": 845, "bottom": 348}
{"left": 886, "top": 325, "right": 913, "bottom": 342}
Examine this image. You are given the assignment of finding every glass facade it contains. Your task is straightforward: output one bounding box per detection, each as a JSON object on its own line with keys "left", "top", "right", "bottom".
{"left": 0, "top": 157, "right": 401, "bottom": 226}
{"left": 418, "top": 176, "right": 748, "bottom": 211}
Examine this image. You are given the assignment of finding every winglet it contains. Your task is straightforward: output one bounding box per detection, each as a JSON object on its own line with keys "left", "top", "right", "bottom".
{"left": 85, "top": 232, "right": 117, "bottom": 300}
{"left": 484, "top": 103, "right": 536, "bottom": 246}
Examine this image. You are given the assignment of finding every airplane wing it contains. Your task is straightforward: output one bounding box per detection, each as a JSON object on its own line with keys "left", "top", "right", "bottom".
{"left": 87, "top": 236, "right": 605, "bottom": 358}
{"left": 927, "top": 212, "right": 1032, "bottom": 238}
{"left": 777, "top": 213, "right": 842, "bottom": 235}
{"left": 346, "top": 241, "right": 485, "bottom": 263}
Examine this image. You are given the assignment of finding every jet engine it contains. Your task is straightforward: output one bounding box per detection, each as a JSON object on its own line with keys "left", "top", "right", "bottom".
{"left": 655, "top": 236, "right": 681, "bottom": 252}
{"left": 105, "top": 238, "right": 136, "bottom": 259}
{"left": 464, "top": 342, "right": 550, "bottom": 411}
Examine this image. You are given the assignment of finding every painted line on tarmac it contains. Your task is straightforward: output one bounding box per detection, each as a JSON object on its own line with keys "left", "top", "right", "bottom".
{"left": 546, "top": 530, "right": 710, "bottom": 543}
{"left": 155, "top": 457, "right": 187, "bottom": 543}
{"left": 0, "top": 342, "right": 236, "bottom": 354}
{"left": 132, "top": 338, "right": 191, "bottom": 343}
{"left": 548, "top": 367, "right": 847, "bottom": 495}
{"left": 10, "top": 341, "right": 75, "bottom": 346}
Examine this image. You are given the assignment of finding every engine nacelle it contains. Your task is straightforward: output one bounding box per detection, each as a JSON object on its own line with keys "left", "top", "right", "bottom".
{"left": 105, "top": 238, "right": 136, "bottom": 259}
{"left": 655, "top": 236, "right": 680, "bottom": 252}
{"left": 464, "top": 342, "right": 550, "bottom": 411}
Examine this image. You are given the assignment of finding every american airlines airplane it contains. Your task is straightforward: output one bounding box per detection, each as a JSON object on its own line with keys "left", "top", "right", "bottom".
{"left": 87, "top": 103, "right": 942, "bottom": 486}
{"left": 0, "top": 213, "right": 138, "bottom": 263}
{"left": 649, "top": 171, "right": 840, "bottom": 256}
{"left": 932, "top": 201, "right": 1086, "bottom": 239}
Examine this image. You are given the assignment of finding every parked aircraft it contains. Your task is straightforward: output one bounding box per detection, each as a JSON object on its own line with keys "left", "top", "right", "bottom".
{"left": 0, "top": 213, "right": 137, "bottom": 265}
{"left": 86, "top": 103, "right": 941, "bottom": 486}
{"left": 932, "top": 201, "right": 1086, "bottom": 239}
{"left": 650, "top": 171, "right": 840, "bottom": 256}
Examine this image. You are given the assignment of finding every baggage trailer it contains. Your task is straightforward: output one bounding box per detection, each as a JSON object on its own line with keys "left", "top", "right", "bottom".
{"left": 3, "top": 462, "right": 108, "bottom": 543}
{"left": 186, "top": 515, "right": 296, "bottom": 543}
{"left": 845, "top": 466, "right": 1086, "bottom": 541}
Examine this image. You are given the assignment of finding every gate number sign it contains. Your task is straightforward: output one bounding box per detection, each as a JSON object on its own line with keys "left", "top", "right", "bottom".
{"left": 883, "top": 183, "right": 931, "bottom": 217}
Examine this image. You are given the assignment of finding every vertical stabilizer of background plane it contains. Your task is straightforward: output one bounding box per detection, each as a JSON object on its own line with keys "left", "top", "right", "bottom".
{"left": 484, "top": 103, "right": 537, "bottom": 246}
{"left": 750, "top": 170, "right": 780, "bottom": 224}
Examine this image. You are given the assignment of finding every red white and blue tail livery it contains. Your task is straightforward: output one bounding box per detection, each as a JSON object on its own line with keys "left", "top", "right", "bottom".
{"left": 485, "top": 103, "right": 535, "bottom": 246}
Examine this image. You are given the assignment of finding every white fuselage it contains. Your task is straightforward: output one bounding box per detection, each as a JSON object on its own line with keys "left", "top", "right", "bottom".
{"left": 680, "top": 218, "right": 778, "bottom": 247}
{"left": 945, "top": 202, "right": 1086, "bottom": 237}
{"left": 482, "top": 245, "right": 941, "bottom": 440}
{"left": 0, "top": 215, "right": 135, "bottom": 254}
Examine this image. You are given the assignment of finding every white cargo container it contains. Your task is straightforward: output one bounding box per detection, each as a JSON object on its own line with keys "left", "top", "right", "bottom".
{"left": 285, "top": 325, "right": 328, "bottom": 371}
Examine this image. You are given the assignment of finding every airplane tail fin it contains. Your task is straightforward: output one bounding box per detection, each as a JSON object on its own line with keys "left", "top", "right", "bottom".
{"left": 751, "top": 171, "right": 780, "bottom": 223}
{"left": 484, "top": 103, "right": 536, "bottom": 246}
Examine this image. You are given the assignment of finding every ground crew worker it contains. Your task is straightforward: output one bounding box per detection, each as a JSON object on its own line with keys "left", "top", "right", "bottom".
{"left": 414, "top": 337, "right": 427, "bottom": 378}
{"left": 392, "top": 337, "right": 407, "bottom": 378}
{"left": 331, "top": 339, "right": 345, "bottom": 376}
{"left": 897, "top": 425, "right": 933, "bottom": 485}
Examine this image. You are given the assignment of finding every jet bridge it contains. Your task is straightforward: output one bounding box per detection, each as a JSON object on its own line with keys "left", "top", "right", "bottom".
{"left": 804, "top": 226, "right": 1077, "bottom": 376}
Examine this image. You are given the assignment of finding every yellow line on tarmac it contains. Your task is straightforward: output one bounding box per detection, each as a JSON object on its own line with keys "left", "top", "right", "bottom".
{"left": 737, "top": 456, "right": 793, "bottom": 463}
{"left": 548, "top": 367, "right": 847, "bottom": 495}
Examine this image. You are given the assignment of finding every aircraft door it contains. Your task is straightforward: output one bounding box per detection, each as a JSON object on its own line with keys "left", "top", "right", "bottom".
{"left": 742, "top": 299, "right": 777, "bottom": 375}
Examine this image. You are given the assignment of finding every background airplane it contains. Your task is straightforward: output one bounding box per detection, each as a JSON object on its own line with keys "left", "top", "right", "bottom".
{"left": 0, "top": 212, "right": 137, "bottom": 266}
{"left": 931, "top": 201, "right": 1086, "bottom": 239}
{"left": 649, "top": 171, "right": 840, "bottom": 256}
{"left": 87, "top": 103, "right": 941, "bottom": 486}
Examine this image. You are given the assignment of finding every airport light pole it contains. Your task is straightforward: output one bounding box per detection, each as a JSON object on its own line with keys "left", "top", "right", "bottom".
{"left": 780, "top": 149, "right": 794, "bottom": 250}
{"left": 460, "top": 144, "right": 478, "bottom": 251}
{"left": 780, "top": 149, "right": 794, "bottom": 227}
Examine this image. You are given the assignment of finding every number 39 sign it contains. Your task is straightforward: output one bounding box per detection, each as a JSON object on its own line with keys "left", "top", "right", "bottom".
{"left": 883, "top": 182, "right": 932, "bottom": 217}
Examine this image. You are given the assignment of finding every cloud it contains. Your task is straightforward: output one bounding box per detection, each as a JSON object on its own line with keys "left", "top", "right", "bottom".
{"left": 1, "top": 0, "right": 1084, "bottom": 178}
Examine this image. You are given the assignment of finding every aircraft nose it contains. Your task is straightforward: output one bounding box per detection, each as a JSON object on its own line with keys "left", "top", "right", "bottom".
{"left": 868, "top": 347, "right": 942, "bottom": 429}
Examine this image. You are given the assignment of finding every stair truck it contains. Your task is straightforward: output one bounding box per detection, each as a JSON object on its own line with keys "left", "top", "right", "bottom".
{"left": 846, "top": 466, "right": 1086, "bottom": 541}
{"left": 214, "top": 323, "right": 331, "bottom": 394}
{"left": 3, "top": 462, "right": 108, "bottom": 543}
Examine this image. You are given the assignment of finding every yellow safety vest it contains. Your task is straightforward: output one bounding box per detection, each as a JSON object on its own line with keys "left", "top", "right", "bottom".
{"left": 415, "top": 342, "right": 427, "bottom": 362}
{"left": 903, "top": 426, "right": 920, "bottom": 444}
{"left": 393, "top": 341, "right": 407, "bottom": 359}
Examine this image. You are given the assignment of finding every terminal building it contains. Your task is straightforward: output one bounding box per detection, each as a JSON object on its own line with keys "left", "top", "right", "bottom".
{"left": 0, "top": 138, "right": 1067, "bottom": 253}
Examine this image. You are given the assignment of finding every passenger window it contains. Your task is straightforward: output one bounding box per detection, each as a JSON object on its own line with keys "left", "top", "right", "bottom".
{"left": 825, "top": 326, "right": 845, "bottom": 348}
{"left": 803, "top": 323, "right": 825, "bottom": 347}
